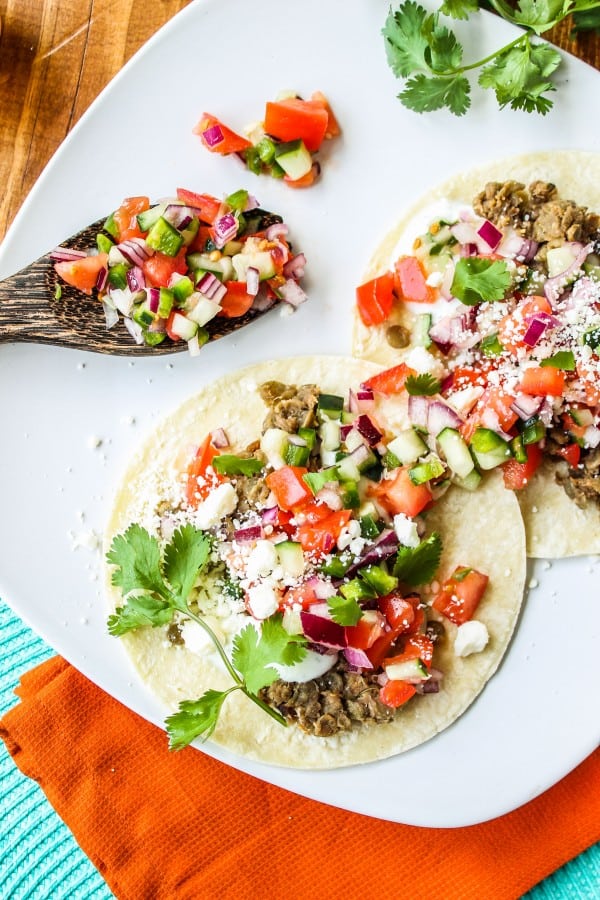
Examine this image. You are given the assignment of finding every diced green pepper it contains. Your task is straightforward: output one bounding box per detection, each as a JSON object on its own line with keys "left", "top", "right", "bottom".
{"left": 339, "top": 578, "right": 376, "bottom": 603}
{"left": 360, "top": 565, "right": 398, "bottom": 596}
{"left": 212, "top": 455, "right": 265, "bottom": 476}
{"left": 359, "top": 514, "right": 381, "bottom": 540}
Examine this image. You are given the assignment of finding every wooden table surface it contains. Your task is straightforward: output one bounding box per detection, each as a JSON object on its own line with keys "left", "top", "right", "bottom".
{"left": 0, "top": 1, "right": 599, "bottom": 242}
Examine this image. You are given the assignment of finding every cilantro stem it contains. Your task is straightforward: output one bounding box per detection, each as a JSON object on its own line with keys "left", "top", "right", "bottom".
{"left": 183, "top": 607, "right": 243, "bottom": 686}
{"left": 241, "top": 688, "right": 288, "bottom": 727}
{"left": 438, "top": 32, "right": 527, "bottom": 75}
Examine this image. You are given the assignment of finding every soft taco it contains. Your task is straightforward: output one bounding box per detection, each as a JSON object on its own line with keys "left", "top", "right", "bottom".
{"left": 353, "top": 152, "right": 600, "bottom": 558}
{"left": 105, "top": 356, "right": 526, "bottom": 769}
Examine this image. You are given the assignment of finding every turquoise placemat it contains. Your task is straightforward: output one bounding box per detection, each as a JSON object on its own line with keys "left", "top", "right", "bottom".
{"left": 1, "top": 596, "right": 598, "bottom": 899}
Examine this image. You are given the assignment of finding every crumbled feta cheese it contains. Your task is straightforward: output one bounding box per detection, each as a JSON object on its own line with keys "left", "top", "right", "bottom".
{"left": 446, "top": 385, "right": 484, "bottom": 417}
{"left": 454, "top": 620, "right": 489, "bottom": 657}
{"left": 194, "top": 482, "right": 238, "bottom": 529}
{"left": 274, "top": 649, "right": 338, "bottom": 683}
{"left": 426, "top": 271, "right": 444, "bottom": 287}
{"left": 337, "top": 518, "right": 361, "bottom": 550}
{"left": 393, "top": 513, "right": 420, "bottom": 548}
{"left": 404, "top": 346, "right": 445, "bottom": 379}
{"left": 246, "top": 582, "right": 279, "bottom": 619}
{"left": 245, "top": 540, "right": 278, "bottom": 580}
{"left": 260, "top": 428, "right": 289, "bottom": 470}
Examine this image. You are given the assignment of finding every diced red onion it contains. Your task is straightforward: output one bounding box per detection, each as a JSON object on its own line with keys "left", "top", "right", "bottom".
{"left": 357, "top": 387, "right": 375, "bottom": 402}
{"left": 244, "top": 194, "right": 260, "bottom": 212}
{"left": 477, "top": 219, "right": 503, "bottom": 251}
{"left": 300, "top": 611, "right": 347, "bottom": 649}
{"left": 261, "top": 506, "right": 279, "bottom": 526}
{"left": 246, "top": 266, "right": 260, "bottom": 297}
{"left": 342, "top": 529, "right": 399, "bottom": 580}
{"left": 348, "top": 389, "right": 359, "bottom": 414}
{"left": 148, "top": 287, "right": 160, "bottom": 314}
{"left": 538, "top": 399, "right": 554, "bottom": 427}
{"left": 124, "top": 317, "right": 144, "bottom": 344}
{"left": 343, "top": 647, "right": 373, "bottom": 670}
{"left": 234, "top": 525, "right": 263, "bottom": 542}
{"left": 510, "top": 392, "right": 543, "bottom": 421}
{"left": 278, "top": 278, "right": 308, "bottom": 308}
{"left": 117, "top": 238, "right": 152, "bottom": 267}
{"left": 544, "top": 242, "right": 592, "bottom": 306}
{"left": 126, "top": 265, "right": 145, "bottom": 292}
{"left": 340, "top": 423, "right": 353, "bottom": 441}
{"left": 202, "top": 124, "right": 224, "bottom": 147}
{"left": 427, "top": 400, "right": 463, "bottom": 436}
{"left": 522, "top": 316, "right": 549, "bottom": 347}
{"left": 303, "top": 576, "right": 337, "bottom": 600}
{"left": 197, "top": 272, "right": 222, "bottom": 300}
{"left": 316, "top": 485, "right": 343, "bottom": 510}
{"left": 498, "top": 232, "right": 539, "bottom": 262}
{"left": 95, "top": 266, "right": 108, "bottom": 292}
{"left": 450, "top": 221, "right": 489, "bottom": 255}
{"left": 50, "top": 247, "right": 88, "bottom": 262}
{"left": 408, "top": 394, "right": 430, "bottom": 428}
{"left": 283, "top": 252, "right": 306, "bottom": 280}
{"left": 479, "top": 407, "right": 512, "bottom": 441}
{"left": 415, "top": 668, "right": 443, "bottom": 693}
{"left": 211, "top": 428, "right": 229, "bottom": 448}
{"left": 356, "top": 414, "right": 382, "bottom": 446}
{"left": 213, "top": 213, "right": 238, "bottom": 249}
{"left": 266, "top": 222, "right": 289, "bottom": 240}
{"left": 102, "top": 300, "right": 119, "bottom": 329}
{"left": 163, "top": 204, "right": 197, "bottom": 230}
{"left": 251, "top": 291, "right": 276, "bottom": 312}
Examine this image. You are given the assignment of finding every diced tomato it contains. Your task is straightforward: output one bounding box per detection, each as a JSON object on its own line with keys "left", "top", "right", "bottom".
{"left": 384, "top": 633, "right": 434, "bottom": 668}
{"left": 193, "top": 113, "right": 252, "bottom": 155}
{"left": 112, "top": 196, "right": 150, "bottom": 241}
{"left": 498, "top": 295, "right": 553, "bottom": 353}
{"left": 176, "top": 188, "right": 222, "bottom": 225}
{"left": 280, "top": 581, "right": 322, "bottom": 611}
{"left": 344, "top": 611, "right": 387, "bottom": 650}
{"left": 356, "top": 272, "right": 395, "bottom": 327}
{"left": 449, "top": 365, "right": 490, "bottom": 391}
{"left": 185, "top": 435, "right": 222, "bottom": 506}
{"left": 520, "top": 366, "right": 566, "bottom": 397}
{"left": 310, "top": 91, "right": 341, "bottom": 138}
{"left": 557, "top": 443, "right": 581, "bottom": 467}
{"left": 188, "top": 224, "right": 213, "bottom": 253}
{"left": 264, "top": 98, "right": 328, "bottom": 152}
{"left": 284, "top": 167, "right": 317, "bottom": 189}
{"left": 393, "top": 256, "right": 435, "bottom": 304}
{"left": 464, "top": 385, "right": 519, "bottom": 439}
{"left": 370, "top": 467, "right": 432, "bottom": 518}
{"left": 54, "top": 253, "right": 108, "bottom": 295}
{"left": 432, "top": 567, "right": 489, "bottom": 625}
{"left": 362, "top": 363, "right": 416, "bottom": 395}
{"left": 143, "top": 247, "right": 188, "bottom": 288}
{"left": 502, "top": 441, "right": 544, "bottom": 490}
{"left": 219, "top": 282, "right": 255, "bottom": 318}
{"left": 270, "top": 507, "right": 296, "bottom": 537}
{"left": 378, "top": 593, "right": 415, "bottom": 631}
{"left": 379, "top": 679, "right": 417, "bottom": 708}
{"left": 266, "top": 466, "right": 312, "bottom": 511}
{"left": 296, "top": 509, "right": 352, "bottom": 555}
{"left": 562, "top": 411, "right": 588, "bottom": 443}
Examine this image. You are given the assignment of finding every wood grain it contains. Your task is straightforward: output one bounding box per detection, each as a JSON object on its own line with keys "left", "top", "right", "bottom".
{"left": 0, "top": 1, "right": 599, "bottom": 244}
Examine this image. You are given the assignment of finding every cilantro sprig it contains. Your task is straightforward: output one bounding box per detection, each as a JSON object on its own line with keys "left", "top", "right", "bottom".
{"left": 383, "top": 0, "right": 600, "bottom": 116}
{"left": 393, "top": 532, "right": 443, "bottom": 585}
{"left": 405, "top": 373, "right": 442, "bottom": 396}
{"left": 451, "top": 257, "right": 511, "bottom": 305}
{"left": 107, "top": 524, "right": 307, "bottom": 750}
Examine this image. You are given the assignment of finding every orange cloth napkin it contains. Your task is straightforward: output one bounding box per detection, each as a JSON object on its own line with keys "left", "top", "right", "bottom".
{"left": 1, "top": 657, "right": 599, "bottom": 900}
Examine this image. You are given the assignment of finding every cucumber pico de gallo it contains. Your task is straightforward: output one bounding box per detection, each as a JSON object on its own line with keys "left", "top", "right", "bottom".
{"left": 52, "top": 188, "right": 307, "bottom": 353}
{"left": 170, "top": 379, "right": 492, "bottom": 733}
{"left": 356, "top": 180, "right": 600, "bottom": 499}
{"left": 195, "top": 91, "right": 340, "bottom": 189}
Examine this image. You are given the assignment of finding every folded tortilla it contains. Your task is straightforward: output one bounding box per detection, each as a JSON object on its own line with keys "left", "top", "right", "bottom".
{"left": 105, "top": 356, "right": 526, "bottom": 768}
{"left": 352, "top": 151, "right": 600, "bottom": 558}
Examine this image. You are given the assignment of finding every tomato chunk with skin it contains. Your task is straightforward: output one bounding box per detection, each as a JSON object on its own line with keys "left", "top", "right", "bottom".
{"left": 296, "top": 509, "right": 352, "bottom": 555}
{"left": 370, "top": 467, "right": 432, "bottom": 518}
{"left": 502, "top": 441, "right": 544, "bottom": 490}
{"left": 185, "top": 435, "right": 223, "bottom": 506}
{"left": 557, "top": 443, "right": 581, "bottom": 467}
{"left": 498, "top": 295, "right": 552, "bottom": 353}
{"left": 520, "top": 365, "right": 566, "bottom": 397}
{"left": 394, "top": 256, "right": 435, "bottom": 303}
{"left": 356, "top": 272, "right": 395, "bottom": 326}
{"left": 194, "top": 113, "right": 252, "bottom": 155}
{"left": 344, "top": 611, "right": 387, "bottom": 650}
{"left": 379, "top": 679, "right": 417, "bottom": 708}
{"left": 219, "top": 282, "right": 254, "bottom": 318}
{"left": 385, "top": 633, "right": 434, "bottom": 668}
{"left": 264, "top": 99, "right": 328, "bottom": 152}
{"left": 362, "top": 363, "right": 416, "bottom": 396}
{"left": 176, "top": 188, "right": 221, "bottom": 225}
{"left": 266, "top": 466, "right": 311, "bottom": 511}
{"left": 54, "top": 253, "right": 108, "bottom": 295}
{"left": 143, "top": 247, "right": 187, "bottom": 288}
{"left": 113, "top": 196, "right": 150, "bottom": 241}
{"left": 432, "top": 567, "right": 489, "bottom": 625}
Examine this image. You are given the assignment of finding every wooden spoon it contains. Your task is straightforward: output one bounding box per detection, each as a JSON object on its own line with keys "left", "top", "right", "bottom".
{"left": 0, "top": 218, "right": 276, "bottom": 356}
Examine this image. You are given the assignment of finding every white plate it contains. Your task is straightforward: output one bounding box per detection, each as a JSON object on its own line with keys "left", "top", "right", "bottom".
{"left": 1, "top": 0, "right": 599, "bottom": 827}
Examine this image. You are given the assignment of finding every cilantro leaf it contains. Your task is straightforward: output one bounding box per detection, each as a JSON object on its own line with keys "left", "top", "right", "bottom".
{"left": 107, "top": 594, "right": 174, "bottom": 636}
{"left": 478, "top": 39, "right": 560, "bottom": 114}
{"left": 163, "top": 525, "right": 211, "bottom": 607}
{"left": 423, "top": 16, "right": 463, "bottom": 71}
{"left": 393, "top": 532, "right": 443, "bottom": 586}
{"left": 106, "top": 524, "right": 168, "bottom": 599}
{"left": 440, "top": 0, "right": 480, "bottom": 19}
{"left": 327, "top": 594, "right": 363, "bottom": 626}
{"left": 400, "top": 74, "right": 471, "bottom": 115}
{"left": 405, "top": 373, "right": 442, "bottom": 396}
{"left": 383, "top": 1, "right": 431, "bottom": 77}
{"left": 451, "top": 257, "right": 511, "bottom": 305}
{"left": 571, "top": 7, "right": 600, "bottom": 34}
{"left": 165, "top": 689, "right": 234, "bottom": 749}
{"left": 513, "top": 0, "right": 572, "bottom": 34}
{"left": 232, "top": 617, "right": 307, "bottom": 695}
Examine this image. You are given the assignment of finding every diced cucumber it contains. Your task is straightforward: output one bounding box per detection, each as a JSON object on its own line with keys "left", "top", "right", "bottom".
{"left": 167, "top": 312, "right": 198, "bottom": 341}
{"left": 232, "top": 250, "right": 276, "bottom": 282}
{"left": 319, "top": 419, "right": 341, "bottom": 452}
{"left": 510, "top": 435, "right": 528, "bottom": 464}
{"left": 437, "top": 427, "right": 475, "bottom": 479}
{"left": 284, "top": 441, "right": 310, "bottom": 467}
{"left": 136, "top": 203, "right": 168, "bottom": 232}
{"left": 408, "top": 455, "right": 445, "bottom": 485}
{"left": 275, "top": 541, "right": 305, "bottom": 578}
{"left": 546, "top": 245, "right": 579, "bottom": 278}
{"left": 318, "top": 393, "right": 344, "bottom": 420}
{"left": 359, "top": 513, "right": 381, "bottom": 539}
{"left": 344, "top": 428, "right": 366, "bottom": 452}
{"left": 180, "top": 216, "right": 199, "bottom": 247}
{"left": 187, "top": 253, "right": 234, "bottom": 280}
{"left": 298, "top": 427, "right": 317, "bottom": 450}
{"left": 157, "top": 288, "right": 174, "bottom": 319}
{"left": 519, "top": 416, "right": 545, "bottom": 445}
{"left": 384, "top": 658, "right": 429, "bottom": 682}
{"left": 569, "top": 407, "right": 595, "bottom": 427}
{"left": 187, "top": 295, "right": 221, "bottom": 326}
{"left": 143, "top": 330, "right": 167, "bottom": 347}
{"left": 387, "top": 429, "right": 428, "bottom": 466}
{"left": 273, "top": 139, "right": 312, "bottom": 180}
{"left": 132, "top": 299, "right": 155, "bottom": 327}
{"left": 452, "top": 469, "right": 482, "bottom": 491}
{"left": 103, "top": 212, "right": 119, "bottom": 239}
{"left": 171, "top": 275, "right": 195, "bottom": 305}
{"left": 336, "top": 444, "right": 377, "bottom": 481}
{"left": 412, "top": 313, "right": 432, "bottom": 348}
{"left": 340, "top": 480, "right": 360, "bottom": 509}
{"left": 107, "top": 263, "right": 129, "bottom": 290}
{"left": 470, "top": 427, "right": 511, "bottom": 470}
{"left": 145, "top": 217, "right": 184, "bottom": 257}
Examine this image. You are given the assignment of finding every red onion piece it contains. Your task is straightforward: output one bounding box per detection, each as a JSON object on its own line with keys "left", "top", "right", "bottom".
{"left": 316, "top": 485, "right": 344, "bottom": 511}
{"left": 246, "top": 266, "right": 260, "bottom": 297}
{"left": 510, "top": 392, "right": 543, "bottom": 421}
{"left": 163, "top": 204, "right": 198, "bottom": 230}
{"left": 340, "top": 423, "right": 353, "bottom": 441}
{"left": 127, "top": 265, "right": 145, "bottom": 293}
{"left": 202, "top": 124, "right": 224, "bottom": 148}
{"left": 261, "top": 506, "right": 279, "bottom": 526}
{"left": 234, "top": 525, "right": 263, "bottom": 542}
{"left": 300, "top": 611, "right": 347, "bottom": 649}
{"left": 210, "top": 428, "right": 229, "bottom": 448}
{"left": 522, "top": 316, "right": 549, "bottom": 347}
{"left": 197, "top": 272, "right": 222, "bottom": 299}
{"left": 148, "top": 287, "right": 160, "bottom": 314}
{"left": 428, "top": 400, "right": 463, "bottom": 436}
{"left": 408, "top": 394, "right": 430, "bottom": 428}
{"left": 357, "top": 387, "right": 375, "bottom": 402}
{"left": 303, "top": 575, "right": 337, "bottom": 600}
{"left": 341, "top": 529, "right": 399, "bottom": 581}
{"left": 343, "top": 647, "right": 374, "bottom": 670}
{"left": 477, "top": 219, "right": 503, "bottom": 251}
{"left": 283, "top": 252, "right": 306, "bottom": 280}
{"left": 50, "top": 247, "right": 88, "bottom": 262}
{"left": 278, "top": 278, "right": 308, "bottom": 308}
{"left": 544, "top": 242, "right": 591, "bottom": 306}
{"left": 213, "top": 213, "right": 238, "bottom": 249}
{"left": 117, "top": 238, "right": 152, "bottom": 267}
{"left": 266, "top": 222, "right": 289, "bottom": 240}
{"left": 102, "top": 300, "right": 118, "bottom": 329}
{"left": 95, "top": 266, "right": 108, "bottom": 292}
{"left": 356, "top": 414, "right": 383, "bottom": 446}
